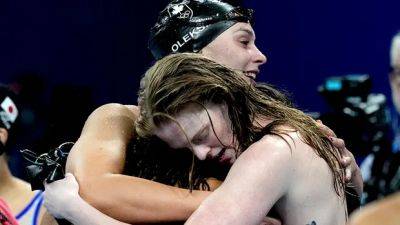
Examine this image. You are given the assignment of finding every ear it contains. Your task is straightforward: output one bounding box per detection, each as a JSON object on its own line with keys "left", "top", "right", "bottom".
{"left": 0, "top": 127, "right": 8, "bottom": 145}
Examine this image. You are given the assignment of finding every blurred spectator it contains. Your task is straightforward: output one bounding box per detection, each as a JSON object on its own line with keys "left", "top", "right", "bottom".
{"left": 348, "top": 31, "right": 400, "bottom": 224}
{"left": 361, "top": 32, "right": 400, "bottom": 202}
{"left": 7, "top": 73, "right": 47, "bottom": 179}
{"left": 0, "top": 83, "right": 55, "bottom": 225}
{"left": 386, "top": 31, "right": 400, "bottom": 192}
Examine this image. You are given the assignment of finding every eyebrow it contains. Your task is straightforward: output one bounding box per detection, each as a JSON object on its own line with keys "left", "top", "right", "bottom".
{"left": 235, "top": 27, "right": 255, "bottom": 38}
{"left": 190, "top": 124, "right": 208, "bottom": 143}
{"left": 169, "top": 123, "right": 207, "bottom": 149}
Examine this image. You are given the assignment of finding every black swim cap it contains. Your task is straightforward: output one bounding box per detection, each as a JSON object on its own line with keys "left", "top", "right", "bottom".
{"left": 149, "top": 0, "right": 253, "bottom": 60}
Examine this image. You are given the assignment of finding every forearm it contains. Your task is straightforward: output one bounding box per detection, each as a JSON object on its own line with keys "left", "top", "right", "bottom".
{"left": 76, "top": 173, "right": 210, "bottom": 224}
{"left": 65, "top": 197, "right": 129, "bottom": 225}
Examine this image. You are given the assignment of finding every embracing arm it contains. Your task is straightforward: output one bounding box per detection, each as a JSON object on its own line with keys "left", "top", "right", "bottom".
{"left": 185, "top": 136, "right": 292, "bottom": 225}
{"left": 44, "top": 173, "right": 129, "bottom": 225}
{"left": 316, "top": 120, "right": 363, "bottom": 196}
{"left": 66, "top": 103, "right": 209, "bottom": 223}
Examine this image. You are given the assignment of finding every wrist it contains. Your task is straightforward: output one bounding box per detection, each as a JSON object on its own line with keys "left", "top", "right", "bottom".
{"left": 64, "top": 195, "right": 86, "bottom": 222}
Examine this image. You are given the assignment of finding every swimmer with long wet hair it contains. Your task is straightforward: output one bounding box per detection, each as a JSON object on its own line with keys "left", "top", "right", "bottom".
{"left": 43, "top": 0, "right": 362, "bottom": 224}
{"left": 137, "top": 53, "right": 348, "bottom": 225}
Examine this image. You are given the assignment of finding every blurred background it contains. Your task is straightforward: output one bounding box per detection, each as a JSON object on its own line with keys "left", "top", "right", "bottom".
{"left": 1, "top": 0, "right": 399, "bottom": 203}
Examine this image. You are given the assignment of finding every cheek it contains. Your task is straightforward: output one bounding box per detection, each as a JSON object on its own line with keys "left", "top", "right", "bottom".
{"left": 221, "top": 55, "right": 250, "bottom": 72}
{"left": 206, "top": 44, "right": 249, "bottom": 71}
{"left": 392, "top": 87, "right": 400, "bottom": 101}
{"left": 217, "top": 121, "right": 235, "bottom": 146}
{"left": 391, "top": 80, "right": 400, "bottom": 106}
{"left": 391, "top": 78, "right": 400, "bottom": 91}
{"left": 232, "top": 49, "right": 253, "bottom": 71}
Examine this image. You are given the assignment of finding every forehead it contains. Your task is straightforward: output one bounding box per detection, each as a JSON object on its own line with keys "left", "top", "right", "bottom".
{"left": 216, "top": 22, "right": 255, "bottom": 40}
{"left": 154, "top": 105, "right": 205, "bottom": 149}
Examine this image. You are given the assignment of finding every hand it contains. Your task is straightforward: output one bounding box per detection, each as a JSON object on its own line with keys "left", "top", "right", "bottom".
{"left": 316, "top": 120, "right": 363, "bottom": 194}
{"left": 43, "top": 173, "right": 81, "bottom": 219}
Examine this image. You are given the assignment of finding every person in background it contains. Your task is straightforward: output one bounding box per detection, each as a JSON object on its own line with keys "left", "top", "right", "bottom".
{"left": 0, "top": 84, "right": 57, "bottom": 225}
{"left": 387, "top": 32, "right": 400, "bottom": 193}
{"left": 348, "top": 31, "right": 400, "bottom": 225}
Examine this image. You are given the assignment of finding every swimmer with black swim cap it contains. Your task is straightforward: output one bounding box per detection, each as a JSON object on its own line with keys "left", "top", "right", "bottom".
{"left": 147, "top": 0, "right": 290, "bottom": 105}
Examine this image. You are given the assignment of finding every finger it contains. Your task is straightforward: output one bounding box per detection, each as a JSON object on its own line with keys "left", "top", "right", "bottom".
{"left": 317, "top": 123, "right": 336, "bottom": 137}
{"left": 330, "top": 137, "right": 346, "bottom": 150}
{"left": 345, "top": 168, "right": 352, "bottom": 182}
{"left": 341, "top": 156, "right": 351, "bottom": 167}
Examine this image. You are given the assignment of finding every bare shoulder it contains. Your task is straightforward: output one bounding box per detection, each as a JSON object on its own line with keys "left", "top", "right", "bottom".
{"left": 233, "top": 129, "right": 313, "bottom": 182}
{"left": 233, "top": 132, "right": 296, "bottom": 181}
{"left": 253, "top": 127, "right": 331, "bottom": 174}
{"left": 80, "top": 103, "right": 138, "bottom": 137}
{"left": 67, "top": 103, "right": 138, "bottom": 173}
{"left": 124, "top": 104, "right": 139, "bottom": 112}
{"left": 249, "top": 129, "right": 346, "bottom": 225}
{"left": 242, "top": 130, "right": 298, "bottom": 162}
{"left": 87, "top": 103, "right": 138, "bottom": 122}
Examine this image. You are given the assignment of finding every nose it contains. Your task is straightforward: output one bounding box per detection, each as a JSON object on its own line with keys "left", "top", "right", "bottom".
{"left": 192, "top": 145, "right": 211, "bottom": 161}
{"left": 252, "top": 45, "right": 267, "bottom": 66}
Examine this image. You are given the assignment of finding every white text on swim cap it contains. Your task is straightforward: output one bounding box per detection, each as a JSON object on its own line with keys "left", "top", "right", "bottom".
{"left": 171, "top": 26, "right": 206, "bottom": 52}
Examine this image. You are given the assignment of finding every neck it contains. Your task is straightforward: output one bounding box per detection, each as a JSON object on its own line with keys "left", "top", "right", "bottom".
{"left": 0, "top": 155, "right": 15, "bottom": 191}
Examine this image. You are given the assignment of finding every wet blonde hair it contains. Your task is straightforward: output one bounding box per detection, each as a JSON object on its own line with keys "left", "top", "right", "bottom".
{"left": 136, "top": 53, "right": 345, "bottom": 196}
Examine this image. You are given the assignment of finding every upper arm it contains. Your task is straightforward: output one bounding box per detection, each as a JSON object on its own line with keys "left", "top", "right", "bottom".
{"left": 186, "top": 136, "right": 294, "bottom": 225}
{"left": 65, "top": 103, "right": 139, "bottom": 204}
{"left": 66, "top": 103, "right": 138, "bottom": 176}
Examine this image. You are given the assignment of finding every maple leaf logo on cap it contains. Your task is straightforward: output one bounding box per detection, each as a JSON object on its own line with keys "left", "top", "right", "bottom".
{"left": 167, "top": 2, "right": 193, "bottom": 19}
